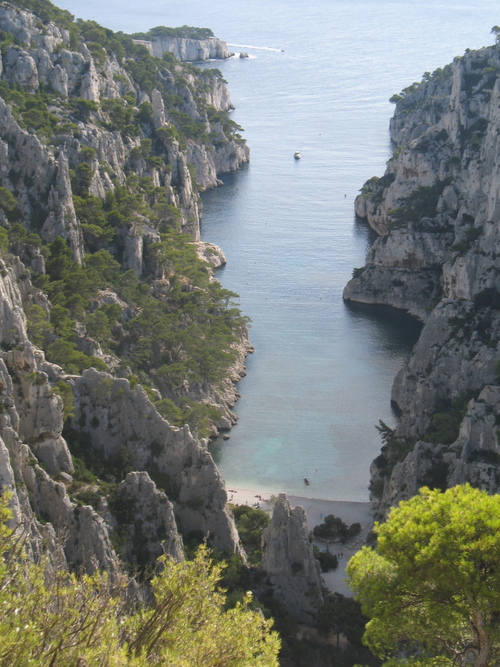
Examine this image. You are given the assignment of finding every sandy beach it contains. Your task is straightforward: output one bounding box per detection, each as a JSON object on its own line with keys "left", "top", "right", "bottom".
{"left": 227, "top": 486, "right": 374, "bottom": 596}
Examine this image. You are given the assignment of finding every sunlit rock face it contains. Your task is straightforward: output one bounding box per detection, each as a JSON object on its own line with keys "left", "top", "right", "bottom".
{"left": 344, "top": 44, "right": 500, "bottom": 517}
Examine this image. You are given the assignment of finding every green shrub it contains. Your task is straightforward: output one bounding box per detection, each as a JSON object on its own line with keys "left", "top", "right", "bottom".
{"left": 424, "top": 393, "right": 474, "bottom": 445}
{"left": 389, "top": 180, "right": 450, "bottom": 228}
{"left": 131, "top": 25, "right": 214, "bottom": 41}
{"left": 52, "top": 380, "right": 75, "bottom": 420}
{"left": 312, "top": 545, "right": 338, "bottom": 572}
{"left": 312, "top": 514, "right": 362, "bottom": 544}
{"left": 0, "top": 187, "right": 17, "bottom": 215}
{"left": 0, "top": 227, "right": 8, "bottom": 256}
{"left": 46, "top": 339, "right": 107, "bottom": 374}
{"left": 72, "top": 162, "right": 94, "bottom": 196}
{"left": 313, "top": 514, "right": 348, "bottom": 541}
{"left": 26, "top": 304, "right": 53, "bottom": 348}
{"left": 70, "top": 98, "right": 98, "bottom": 122}
{"left": 230, "top": 504, "right": 270, "bottom": 565}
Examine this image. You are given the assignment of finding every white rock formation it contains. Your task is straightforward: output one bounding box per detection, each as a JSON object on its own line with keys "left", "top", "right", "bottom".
{"left": 344, "top": 42, "right": 500, "bottom": 517}
{"left": 261, "top": 494, "right": 324, "bottom": 624}
{"left": 70, "top": 368, "right": 243, "bottom": 556}
{"left": 149, "top": 36, "right": 232, "bottom": 62}
{"left": 0, "top": 257, "right": 120, "bottom": 574}
{"left": 151, "top": 88, "right": 166, "bottom": 129}
{"left": 0, "top": 3, "right": 248, "bottom": 251}
{"left": 114, "top": 471, "right": 184, "bottom": 566}
{"left": 0, "top": 2, "right": 252, "bottom": 576}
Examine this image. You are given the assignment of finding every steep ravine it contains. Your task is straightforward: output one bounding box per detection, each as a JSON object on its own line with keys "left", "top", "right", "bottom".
{"left": 344, "top": 38, "right": 500, "bottom": 519}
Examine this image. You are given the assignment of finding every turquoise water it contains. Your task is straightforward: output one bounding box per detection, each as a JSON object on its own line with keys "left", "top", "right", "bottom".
{"left": 57, "top": 0, "right": 500, "bottom": 499}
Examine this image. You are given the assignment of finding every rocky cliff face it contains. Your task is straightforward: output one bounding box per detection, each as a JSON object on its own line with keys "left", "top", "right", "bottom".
{"left": 69, "top": 367, "right": 242, "bottom": 555}
{"left": 0, "top": 2, "right": 248, "bottom": 250}
{"left": 149, "top": 37, "right": 232, "bottom": 63}
{"left": 0, "top": 255, "right": 121, "bottom": 574}
{"left": 0, "top": 251, "right": 244, "bottom": 570}
{"left": 261, "top": 494, "right": 324, "bottom": 624}
{"left": 0, "top": 1, "right": 250, "bottom": 574}
{"left": 344, "top": 40, "right": 500, "bottom": 517}
{"left": 131, "top": 26, "right": 233, "bottom": 63}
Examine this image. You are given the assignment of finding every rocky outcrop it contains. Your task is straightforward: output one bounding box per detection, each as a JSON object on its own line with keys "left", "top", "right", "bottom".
{"left": 0, "top": 257, "right": 120, "bottom": 575}
{"left": 195, "top": 241, "right": 226, "bottom": 269}
{"left": 344, "top": 40, "right": 500, "bottom": 517}
{"left": 447, "top": 385, "right": 500, "bottom": 489}
{"left": 391, "top": 299, "right": 499, "bottom": 437}
{"left": 0, "top": 5, "right": 69, "bottom": 52}
{"left": 371, "top": 386, "right": 500, "bottom": 517}
{"left": 0, "top": 96, "right": 84, "bottom": 261}
{"left": 148, "top": 37, "right": 232, "bottom": 62}
{"left": 261, "top": 494, "right": 324, "bottom": 624}
{"left": 42, "top": 153, "right": 84, "bottom": 263}
{"left": 0, "top": 249, "right": 244, "bottom": 571}
{"left": 0, "top": 2, "right": 248, "bottom": 250}
{"left": 113, "top": 471, "right": 184, "bottom": 567}
{"left": 70, "top": 368, "right": 243, "bottom": 556}
{"left": 0, "top": 249, "right": 243, "bottom": 574}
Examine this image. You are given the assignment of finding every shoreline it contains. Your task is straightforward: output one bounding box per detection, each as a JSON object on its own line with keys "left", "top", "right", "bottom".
{"left": 227, "top": 486, "right": 374, "bottom": 597}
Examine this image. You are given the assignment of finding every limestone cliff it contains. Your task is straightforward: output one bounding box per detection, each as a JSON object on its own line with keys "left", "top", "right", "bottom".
{"left": 139, "top": 36, "right": 233, "bottom": 63}
{"left": 69, "top": 367, "right": 242, "bottom": 555}
{"left": 0, "top": 0, "right": 248, "bottom": 574}
{"left": 343, "top": 38, "right": 500, "bottom": 517}
{"left": 261, "top": 494, "right": 324, "bottom": 624}
{"left": 130, "top": 26, "right": 233, "bottom": 63}
{"left": 0, "top": 2, "right": 248, "bottom": 248}
{"left": 0, "top": 255, "right": 120, "bottom": 574}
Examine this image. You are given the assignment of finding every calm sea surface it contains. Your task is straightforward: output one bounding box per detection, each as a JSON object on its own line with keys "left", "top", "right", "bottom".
{"left": 58, "top": 0, "right": 500, "bottom": 500}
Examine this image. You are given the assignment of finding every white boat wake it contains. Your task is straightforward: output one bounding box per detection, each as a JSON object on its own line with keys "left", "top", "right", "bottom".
{"left": 227, "top": 43, "right": 283, "bottom": 52}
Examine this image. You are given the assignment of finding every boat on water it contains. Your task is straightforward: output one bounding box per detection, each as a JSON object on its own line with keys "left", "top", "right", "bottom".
{"left": 294, "top": 151, "right": 301, "bottom": 159}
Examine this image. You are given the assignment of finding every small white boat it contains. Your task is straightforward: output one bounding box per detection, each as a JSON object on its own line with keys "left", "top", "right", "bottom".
{"left": 294, "top": 151, "right": 301, "bottom": 159}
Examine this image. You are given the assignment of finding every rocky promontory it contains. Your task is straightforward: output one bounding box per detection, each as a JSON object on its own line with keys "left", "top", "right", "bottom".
{"left": 344, "top": 37, "right": 500, "bottom": 518}
{"left": 131, "top": 26, "right": 233, "bottom": 62}
{"left": 149, "top": 36, "right": 232, "bottom": 62}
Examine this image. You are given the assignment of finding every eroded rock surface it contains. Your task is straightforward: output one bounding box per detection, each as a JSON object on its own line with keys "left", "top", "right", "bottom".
{"left": 113, "top": 472, "right": 184, "bottom": 567}
{"left": 261, "top": 494, "right": 324, "bottom": 624}
{"left": 0, "top": 2, "right": 249, "bottom": 574}
{"left": 0, "top": 258, "right": 119, "bottom": 574}
{"left": 70, "top": 367, "right": 243, "bottom": 556}
{"left": 344, "top": 42, "right": 500, "bottom": 517}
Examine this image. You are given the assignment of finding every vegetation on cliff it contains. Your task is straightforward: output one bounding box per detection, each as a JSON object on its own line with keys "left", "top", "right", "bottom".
{"left": 0, "top": 496, "right": 280, "bottom": 666}
{"left": 345, "top": 29, "right": 500, "bottom": 515}
{"left": 0, "top": 0, "right": 249, "bottom": 434}
{"left": 0, "top": 0, "right": 253, "bottom": 612}
{"left": 130, "top": 25, "right": 216, "bottom": 41}
{"left": 0, "top": 2, "right": 326, "bottom": 663}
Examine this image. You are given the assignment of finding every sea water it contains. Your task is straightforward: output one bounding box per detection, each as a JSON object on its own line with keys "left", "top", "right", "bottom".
{"left": 57, "top": 0, "right": 500, "bottom": 500}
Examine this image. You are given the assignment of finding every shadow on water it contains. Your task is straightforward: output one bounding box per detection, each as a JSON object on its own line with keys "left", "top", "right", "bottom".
{"left": 200, "top": 165, "right": 249, "bottom": 206}
{"left": 209, "top": 438, "right": 225, "bottom": 466}
{"left": 343, "top": 300, "right": 423, "bottom": 354}
{"left": 210, "top": 300, "right": 423, "bottom": 469}
{"left": 352, "top": 214, "right": 379, "bottom": 246}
